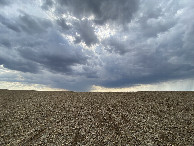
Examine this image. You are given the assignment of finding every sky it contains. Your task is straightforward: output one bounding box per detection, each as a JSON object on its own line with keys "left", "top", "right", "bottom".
{"left": 0, "top": 0, "right": 194, "bottom": 91}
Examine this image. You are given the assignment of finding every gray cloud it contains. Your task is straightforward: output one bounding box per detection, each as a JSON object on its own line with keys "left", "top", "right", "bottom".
{"left": 96, "top": 0, "right": 194, "bottom": 88}
{"left": 18, "top": 13, "right": 52, "bottom": 34}
{"left": 42, "top": 0, "right": 139, "bottom": 25}
{"left": 41, "top": 0, "right": 139, "bottom": 46}
{"left": 1, "top": 0, "right": 194, "bottom": 91}
{"left": 0, "top": 39, "right": 11, "bottom": 48}
{"left": 18, "top": 44, "right": 87, "bottom": 74}
{"left": 56, "top": 18, "right": 70, "bottom": 30}
{"left": 0, "top": 0, "right": 10, "bottom": 6}
{"left": 0, "top": 12, "right": 52, "bottom": 34}
{"left": 103, "top": 38, "right": 129, "bottom": 55}
{"left": 99, "top": 49, "right": 194, "bottom": 88}
{"left": 74, "top": 20, "right": 98, "bottom": 46}
{"left": 55, "top": 18, "right": 98, "bottom": 46}
{"left": 0, "top": 54, "right": 39, "bottom": 73}
{"left": 0, "top": 10, "right": 89, "bottom": 75}
{"left": 41, "top": 0, "right": 53, "bottom": 10}
{"left": 0, "top": 14, "right": 21, "bottom": 32}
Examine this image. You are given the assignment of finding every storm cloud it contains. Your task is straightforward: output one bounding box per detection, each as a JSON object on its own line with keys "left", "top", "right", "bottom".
{"left": 0, "top": 0, "right": 194, "bottom": 91}
{"left": 0, "top": 0, "right": 10, "bottom": 6}
{"left": 74, "top": 20, "right": 98, "bottom": 46}
{"left": 42, "top": 0, "right": 139, "bottom": 25}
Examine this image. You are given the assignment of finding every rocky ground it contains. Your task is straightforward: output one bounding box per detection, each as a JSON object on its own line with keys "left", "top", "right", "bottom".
{"left": 0, "top": 90, "right": 193, "bottom": 145}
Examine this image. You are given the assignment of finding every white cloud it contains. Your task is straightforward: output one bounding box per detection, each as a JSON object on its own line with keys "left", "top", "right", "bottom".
{"left": 0, "top": 81, "right": 67, "bottom": 91}
{"left": 91, "top": 78, "right": 194, "bottom": 92}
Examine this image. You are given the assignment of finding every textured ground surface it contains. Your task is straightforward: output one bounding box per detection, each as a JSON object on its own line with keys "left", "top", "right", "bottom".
{"left": 0, "top": 90, "right": 193, "bottom": 145}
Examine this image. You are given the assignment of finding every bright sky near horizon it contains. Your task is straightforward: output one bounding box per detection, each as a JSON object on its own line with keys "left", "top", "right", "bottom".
{"left": 0, "top": 0, "right": 194, "bottom": 91}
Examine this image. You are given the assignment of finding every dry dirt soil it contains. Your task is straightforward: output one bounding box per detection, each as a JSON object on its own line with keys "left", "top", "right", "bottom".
{"left": 0, "top": 90, "right": 193, "bottom": 145}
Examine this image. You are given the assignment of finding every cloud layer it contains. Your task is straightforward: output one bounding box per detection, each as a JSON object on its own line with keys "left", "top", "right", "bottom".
{"left": 0, "top": 0, "right": 194, "bottom": 91}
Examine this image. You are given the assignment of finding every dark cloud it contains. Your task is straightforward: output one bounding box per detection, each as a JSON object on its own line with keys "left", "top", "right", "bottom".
{"left": 103, "top": 38, "right": 129, "bottom": 55}
{"left": 74, "top": 20, "right": 98, "bottom": 46}
{"left": 41, "top": 0, "right": 139, "bottom": 46}
{"left": 43, "top": 0, "right": 139, "bottom": 25}
{"left": 0, "top": 39, "right": 11, "bottom": 48}
{"left": 136, "top": 11, "right": 176, "bottom": 38}
{"left": 0, "top": 0, "right": 10, "bottom": 6}
{"left": 1, "top": 0, "right": 194, "bottom": 91}
{"left": 56, "top": 18, "right": 70, "bottom": 30}
{"left": 41, "top": 0, "right": 53, "bottom": 10}
{"left": 40, "top": 54, "right": 85, "bottom": 73}
{"left": 0, "top": 10, "right": 88, "bottom": 76}
{"left": 94, "top": 1, "right": 194, "bottom": 89}
{"left": 0, "top": 55, "right": 39, "bottom": 73}
{"left": 0, "top": 13, "right": 52, "bottom": 34}
{"left": 18, "top": 13, "right": 52, "bottom": 34}
{"left": 56, "top": 18, "right": 98, "bottom": 46}
{"left": 0, "top": 14, "right": 21, "bottom": 32}
{"left": 18, "top": 45, "right": 87, "bottom": 74}
{"left": 100, "top": 50, "right": 194, "bottom": 88}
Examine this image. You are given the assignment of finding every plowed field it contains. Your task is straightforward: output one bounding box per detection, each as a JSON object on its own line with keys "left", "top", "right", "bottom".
{"left": 0, "top": 90, "right": 193, "bottom": 145}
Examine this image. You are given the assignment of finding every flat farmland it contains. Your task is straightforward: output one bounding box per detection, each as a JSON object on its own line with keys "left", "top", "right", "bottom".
{"left": 0, "top": 90, "right": 193, "bottom": 145}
